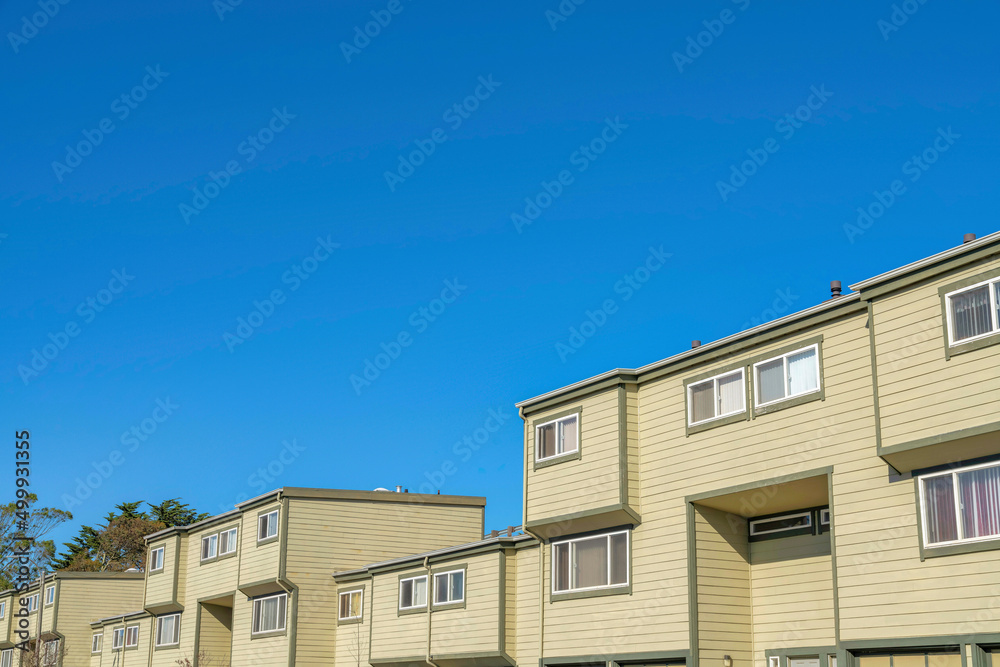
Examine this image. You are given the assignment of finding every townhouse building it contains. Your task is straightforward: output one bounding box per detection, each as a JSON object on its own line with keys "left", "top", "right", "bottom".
{"left": 0, "top": 571, "right": 144, "bottom": 667}
{"left": 334, "top": 230, "right": 1000, "bottom": 667}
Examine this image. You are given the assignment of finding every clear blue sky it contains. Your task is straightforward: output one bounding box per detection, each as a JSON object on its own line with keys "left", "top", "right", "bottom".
{"left": 1, "top": 1, "right": 997, "bottom": 554}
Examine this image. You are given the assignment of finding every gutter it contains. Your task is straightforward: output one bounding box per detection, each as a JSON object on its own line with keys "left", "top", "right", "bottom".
{"left": 424, "top": 556, "right": 439, "bottom": 667}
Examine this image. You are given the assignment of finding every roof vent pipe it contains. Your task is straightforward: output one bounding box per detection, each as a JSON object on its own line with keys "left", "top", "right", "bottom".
{"left": 964, "top": 233, "right": 977, "bottom": 244}
{"left": 691, "top": 340, "right": 701, "bottom": 349}
{"left": 396, "top": 485, "right": 402, "bottom": 493}
{"left": 830, "top": 281, "right": 842, "bottom": 298}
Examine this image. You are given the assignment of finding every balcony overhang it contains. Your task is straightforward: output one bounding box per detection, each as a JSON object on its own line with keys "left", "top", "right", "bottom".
{"left": 524, "top": 503, "right": 640, "bottom": 540}
{"left": 691, "top": 473, "right": 830, "bottom": 519}
{"left": 371, "top": 651, "right": 514, "bottom": 667}
{"left": 879, "top": 422, "right": 1000, "bottom": 473}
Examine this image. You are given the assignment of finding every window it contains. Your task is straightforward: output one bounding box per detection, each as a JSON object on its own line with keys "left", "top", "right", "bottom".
{"left": 0, "top": 650, "right": 11, "bottom": 667}
{"left": 220, "top": 527, "right": 238, "bottom": 556}
{"left": 258, "top": 510, "right": 279, "bottom": 542}
{"left": 754, "top": 345, "right": 820, "bottom": 407}
{"left": 433, "top": 570, "right": 465, "bottom": 605}
{"left": 24, "top": 593, "right": 38, "bottom": 612}
{"left": 820, "top": 508, "right": 831, "bottom": 526}
{"left": 920, "top": 460, "right": 1000, "bottom": 547}
{"left": 338, "top": 590, "right": 363, "bottom": 621}
{"left": 399, "top": 575, "right": 428, "bottom": 610}
{"left": 552, "top": 530, "right": 629, "bottom": 594}
{"left": 688, "top": 369, "right": 745, "bottom": 426}
{"left": 0, "top": 600, "right": 6, "bottom": 619}
{"left": 155, "top": 614, "right": 180, "bottom": 647}
{"left": 201, "top": 533, "right": 218, "bottom": 560}
{"left": 252, "top": 593, "right": 287, "bottom": 635}
{"left": 149, "top": 546, "right": 164, "bottom": 571}
{"left": 536, "top": 414, "right": 579, "bottom": 461}
{"left": 946, "top": 277, "right": 1000, "bottom": 345}
{"left": 749, "top": 511, "right": 813, "bottom": 538}
{"left": 125, "top": 625, "right": 139, "bottom": 648}
{"left": 42, "top": 640, "right": 58, "bottom": 667}
{"left": 45, "top": 586, "right": 55, "bottom": 606}
{"left": 112, "top": 628, "right": 125, "bottom": 650}
{"left": 92, "top": 634, "right": 103, "bottom": 653}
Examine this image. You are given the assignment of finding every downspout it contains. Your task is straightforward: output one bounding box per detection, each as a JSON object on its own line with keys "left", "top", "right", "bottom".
{"left": 519, "top": 405, "right": 545, "bottom": 664}
{"left": 424, "top": 557, "right": 439, "bottom": 667}
{"left": 35, "top": 572, "right": 45, "bottom": 661}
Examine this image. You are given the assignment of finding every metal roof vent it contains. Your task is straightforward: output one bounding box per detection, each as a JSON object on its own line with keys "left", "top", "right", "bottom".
{"left": 691, "top": 340, "right": 701, "bottom": 349}
{"left": 964, "top": 233, "right": 977, "bottom": 244}
{"left": 830, "top": 281, "right": 842, "bottom": 298}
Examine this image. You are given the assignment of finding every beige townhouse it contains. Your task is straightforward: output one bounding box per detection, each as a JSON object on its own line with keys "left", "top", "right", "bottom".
{"left": 0, "top": 571, "right": 144, "bottom": 667}
{"left": 111, "top": 487, "right": 485, "bottom": 667}
{"left": 335, "top": 230, "right": 1000, "bottom": 667}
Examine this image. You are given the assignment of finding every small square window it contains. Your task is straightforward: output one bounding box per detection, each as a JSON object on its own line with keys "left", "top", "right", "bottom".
{"left": 91, "top": 634, "right": 102, "bottom": 654}
{"left": 45, "top": 586, "right": 55, "bottom": 606}
{"left": 753, "top": 345, "right": 820, "bottom": 408}
{"left": 112, "top": 628, "right": 125, "bottom": 650}
{"left": 552, "top": 530, "right": 629, "bottom": 594}
{"left": 155, "top": 614, "right": 180, "bottom": 647}
{"left": 219, "top": 527, "right": 238, "bottom": 555}
{"left": 946, "top": 278, "right": 1000, "bottom": 345}
{"left": 338, "top": 590, "right": 363, "bottom": 621}
{"left": 149, "top": 546, "right": 165, "bottom": 571}
{"left": 433, "top": 570, "right": 465, "bottom": 605}
{"left": 399, "top": 575, "right": 428, "bottom": 610}
{"left": 535, "top": 414, "right": 579, "bottom": 462}
{"left": 258, "top": 510, "right": 279, "bottom": 542}
{"left": 201, "top": 534, "right": 218, "bottom": 561}
{"left": 252, "top": 594, "right": 287, "bottom": 634}
{"left": 125, "top": 625, "right": 139, "bottom": 648}
{"left": 688, "top": 369, "right": 746, "bottom": 427}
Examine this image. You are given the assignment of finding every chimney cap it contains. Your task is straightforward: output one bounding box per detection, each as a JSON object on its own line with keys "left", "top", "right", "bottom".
{"left": 830, "top": 280, "right": 842, "bottom": 298}
{"left": 691, "top": 340, "right": 701, "bottom": 349}
{"left": 964, "top": 233, "right": 977, "bottom": 244}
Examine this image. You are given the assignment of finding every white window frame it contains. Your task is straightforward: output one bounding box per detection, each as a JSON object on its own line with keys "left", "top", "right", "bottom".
{"left": 432, "top": 569, "right": 465, "bottom": 606}
{"left": 753, "top": 344, "right": 821, "bottom": 408}
{"left": 25, "top": 593, "right": 38, "bottom": 612}
{"left": 749, "top": 511, "right": 813, "bottom": 537}
{"left": 155, "top": 614, "right": 180, "bottom": 647}
{"left": 91, "top": 633, "right": 103, "bottom": 654}
{"left": 258, "top": 510, "right": 279, "bottom": 542}
{"left": 219, "top": 527, "right": 238, "bottom": 556}
{"left": 534, "top": 414, "right": 579, "bottom": 463}
{"left": 45, "top": 586, "right": 55, "bottom": 606}
{"left": 338, "top": 590, "right": 363, "bottom": 621}
{"left": 687, "top": 369, "right": 746, "bottom": 427}
{"left": 819, "top": 508, "right": 831, "bottom": 526}
{"left": 945, "top": 277, "right": 1000, "bottom": 346}
{"left": 398, "top": 575, "right": 429, "bottom": 610}
{"left": 41, "top": 640, "right": 58, "bottom": 667}
{"left": 551, "top": 529, "right": 630, "bottom": 594}
{"left": 201, "top": 533, "right": 219, "bottom": 561}
{"left": 0, "top": 650, "right": 11, "bottom": 667}
{"left": 149, "top": 545, "right": 165, "bottom": 572}
{"left": 919, "top": 459, "right": 1000, "bottom": 548}
{"left": 125, "top": 625, "right": 139, "bottom": 648}
{"left": 0, "top": 600, "right": 6, "bottom": 619}
{"left": 251, "top": 593, "right": 287, "bottom": 635}
{"left": 112, "top": 628, "right": 125, "bottom": 650}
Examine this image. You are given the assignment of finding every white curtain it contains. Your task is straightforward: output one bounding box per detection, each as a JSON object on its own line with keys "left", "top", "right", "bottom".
{"left": 690, "top": 381, "right": 715, "bottom": 423}
{"left": 787, "top": 348, "right": 819, "bottom": 396}
{"left": 717, "top": 372, "right": 744, "bottom": 415}
{"left": 559, "top": 416, "right": 578, "bottom": 454}
{"left": 959, "top": 465, "right": 1000, "bottom": 539}
{"left": 952, "top": 285, "right": 992, "bottom": 341}
{"left": 757, "top": 359, "right": 785, "bottom": 404}
{"left": 923, "top": 475, "right": 958, "bottom": 544}
{"left": 573, "top": 536, "right": 609, "bottom": 589}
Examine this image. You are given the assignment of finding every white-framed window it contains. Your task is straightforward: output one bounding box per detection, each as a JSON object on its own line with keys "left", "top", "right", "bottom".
{"left": 41, "top": 640, "right": 58, "bottom": 667}
{"left": 149, "top": 545, "right": 165, "bottom": 571}
{"left": 919, "top": 460, "right": 1000, "bottom": 547}
{"left": 125, "top": 625, "right": 139, "bottom": 648}
{"left": 155, "top": 614, "right": 180, "bottom": 647}
{"left": 754, "top": 344, "right": 820, "bottom": 408}
{"left": 433, "top": 569, "right": 465, "bottom": 605}
{"left": 24, "top": 593, "right": 38, "bottom": 612}
{"left": 219, "top": 527, "right": 238, "bottom": 556}
{"left": 945, "top": 277, "right": 1000, "bottom": 346}
{"left": 91, "top": 633, "right": 103, "bottom": 654}
{"left": 338, "top": 590, "right": 363, "bottom": 621}
{"left": 769, "top": 657, "right": 781, "bottom": 667}
{"left": 251, "top": 593, "right": 287, "bottom": 635}
{"left": 688, "top": 369, "right": 745, "bottom": 426}
{"left": 201, "top": 533, "right": 218, "bottom": 560}
{"left": 112, "top": 628, "right": 125, "bottom": 650}
{"left": 749, "top": 511, "right": 813, "bottom": 538}
{"left": 398, "top": 575, "right": 428, "bottom": 610}
{"left": 258, "top": 510, "right": 279, "bottom": 542}
{"left": 820, "top": 508, "right": 831, "bottom": 527}
{"left": 0, "top": 600, "right": 6, "bottom": 619}
{"left": 552, "top": 530, "right": 629, "bottom": 594}
{"left": 0, "top": 650, "right": 11, "bottom": 667}
{"left": 535, "top": 414, "right": 579, "bottom": 462}
{"left": 45, "top": 586, "right": 55, "bottom": 606}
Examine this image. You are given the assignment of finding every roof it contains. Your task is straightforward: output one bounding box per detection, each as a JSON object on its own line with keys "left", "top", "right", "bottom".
{"left": 146, "top": 487, "right": 487, "bottom": 541}
{"left": 91, "top": 609, "right": 148, "bottom": 626}
{"left": 0, "top": 570, "right": 144, "bottom": 596}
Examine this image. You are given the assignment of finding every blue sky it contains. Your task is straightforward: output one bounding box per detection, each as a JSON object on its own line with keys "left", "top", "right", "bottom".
{"left": 1, "top": 0, "right": 997, "bottom": 554}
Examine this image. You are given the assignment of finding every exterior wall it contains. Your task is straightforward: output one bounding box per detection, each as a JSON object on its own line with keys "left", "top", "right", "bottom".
{"left": 198, "top": 603, "right": 233, "bottom": 665}
{"left": 511, "top": 545, "right": 540, "bottom": 667}
{"left": 55, "top": 577, "right": 145, "bottom": 667}
{"left": 92, "top": 617, "right": 151, "bottom": 667}
{"left": 144, "top": 535, "right": 179, "bottom": 609}
{"left": 369, "top": 567, "right": 426, "bottom": 662}
{"left": 239, "top": 499, "right": 283, "bottom": 587}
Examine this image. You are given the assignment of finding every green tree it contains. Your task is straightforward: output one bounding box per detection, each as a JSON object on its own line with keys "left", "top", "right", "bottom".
{"left": 0, "top": 494, "right": 72, "bottom": 589}
{"left": 148, "top": 499, "right": 208, "bottom": 527}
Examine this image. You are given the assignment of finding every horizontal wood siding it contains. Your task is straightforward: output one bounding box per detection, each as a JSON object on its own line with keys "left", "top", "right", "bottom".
{"left": 198, "top": 603, "right": 233, "bottom": 665}
{"left": 56, "top": 578, "right": 145, "bottom": 667}
{"left": 512, "top": 546, "right": 540, "bottom": 667}
{"left": 239, "top": 500, "right": 282, "bottom": 587}
{"left": 228, "top": 593, "right": 288, "bottom": 667}
{"left": 429, "top": 552, "right": 501, "bottom": 656}
{"left": 626, "top": 384, "right": 641, "bottom": 512}
{"left": 144, "top": 536, "right": 176, "bottom": 609}
{"left": 369, "top": 567, "right": 428, "bottom": 661}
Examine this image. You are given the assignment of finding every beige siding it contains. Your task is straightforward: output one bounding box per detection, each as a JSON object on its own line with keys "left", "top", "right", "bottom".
{"left": 144, "top": 536, "right": 177, "bottom": 608}
{"left": 503, "top": 549, "right": 516, "bottom": 658}
{"left": 873, "top": 258, "right": 1000, "bottom": 448}
{"left": 695, "top": 506, "right": 752, "bottom": 667}
{"left": 430, "top": 553, "right": 502, "bottom": 656}
{"left": 526, "top": 388, "right": 622, "bottom": 525}
{"left": 55, "top": 577, "right": 145, "bottom": 667}
{"left": 334, "top": 583, "right": 371, "bottom": 667}
{"left": 369, "top": 568, "right": 428, "bottom": 661}
{"left": 626, "top": 384, "right": 641, "bottom": 512}
{"left": 198, "top": 603, "right": 233, "bottom": 665}
{"left": 238, "top": 500, "right": 282, "bottom": 587}
{"left": 94, "top": 618, "right": 151, "bottom": 667}
{"left": 512, "top": 545, "right": 540, "bottom": 667}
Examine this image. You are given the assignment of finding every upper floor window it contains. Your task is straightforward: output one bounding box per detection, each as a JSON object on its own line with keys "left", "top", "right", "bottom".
{"left": 399, "top": 575, "right": 428, "bottom": 610}
{"left": 24, "top": 593, "right": 38, "bottom": 612}
{"left": 149, "top": 546, "right": 165, "bottom": 572}
{"left": 258, "top": 510, "right": 279, "bottom": 542}
{"left": 552, "top": 530, "right": 629, "bottom": 594}
{"left": 688, "top": 369, "right": 745, "bottom": 426}
{"left": 0, "top": 600, "right": 6, "bottom": 619}
{"left": 220, "top": 527, "right": 238, "bottom": 556}
{"left": 536, "top": 414, "right": 579, "bottom": 462}
{"left": 155, "top": 614, "right": 180, "bottom": 647}
{"left": 91, "top": 634, "right": 102, "bottom": 654}
{"left": 920, "top": 460, "right": 1000, "bottom": 548}
{"left": 433, "top": 569, "right": 465, "bottom": 605}
{"left": 125, "top": 625, "right": 139, "bottom": 648}
{"left": 44, "top": 586, "right": 54, "bottom": 606}
{"left": 754, "top": 344, "right": 820, "bottom": 408}
{"left": 201, "top": 534, "right": 218, "bottom": 561}
{"left": 251, "top": 593, "right": 287, "bottom": 635}
{"left": 338, "top": 590, "right": 363, "bottom": 621}
{"left": 112, "top": 628, "right": 125, "bottom": 650}
{"left": 946, "top": 277, "right": 1000, "bottom": 346}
